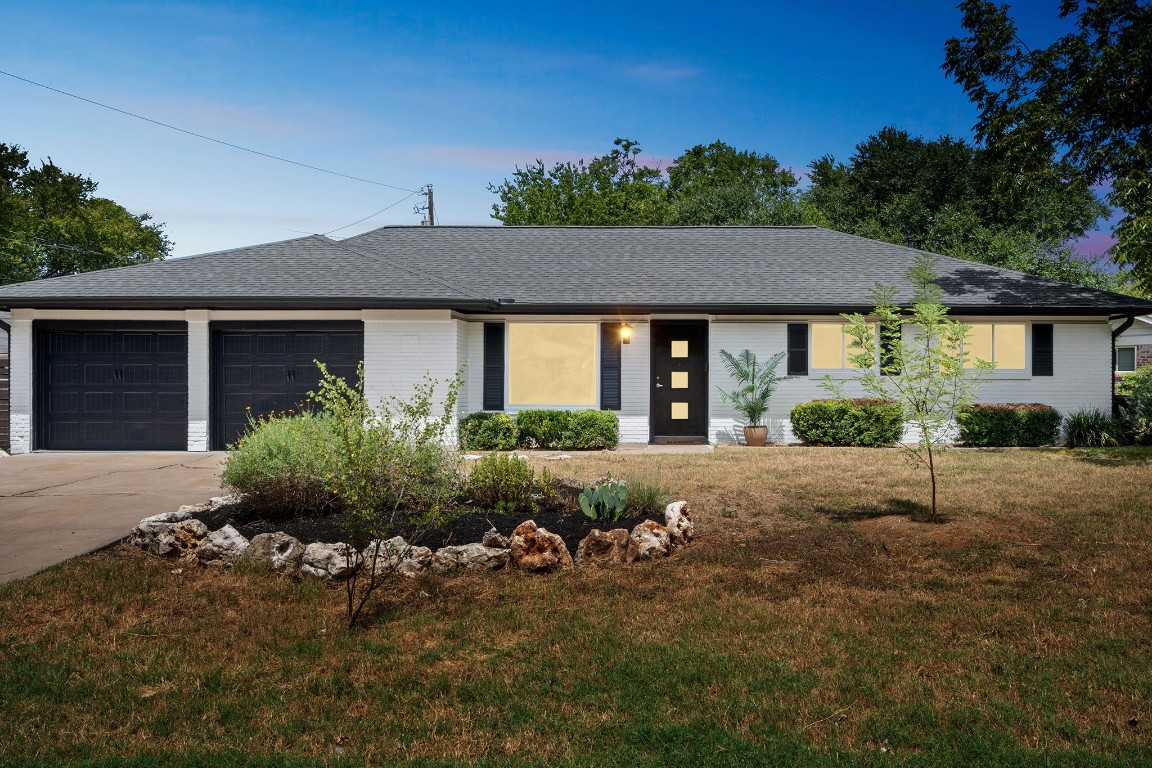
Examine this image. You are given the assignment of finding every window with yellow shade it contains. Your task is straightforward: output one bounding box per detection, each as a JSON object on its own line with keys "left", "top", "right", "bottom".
{"left": 507, "top": 323, "right": 599, "bottom": 406}
{"left": 963, "top": 323, "right": 1026, "bottom": 370}
{"left": 810, "top": 323, "right": 873, "bottom": 370}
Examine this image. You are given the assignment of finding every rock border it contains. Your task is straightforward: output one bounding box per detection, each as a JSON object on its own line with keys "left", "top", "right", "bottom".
{"left": 128, "top": 500, "right": 695, "bottom": 579}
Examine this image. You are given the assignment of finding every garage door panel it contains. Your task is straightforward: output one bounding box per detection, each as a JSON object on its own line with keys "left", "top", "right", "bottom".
{"left": 212, "top": 323, "right": 362, "bottom": 449}
{"left": 37, "top": 323, "right": 188, "bottom": 450}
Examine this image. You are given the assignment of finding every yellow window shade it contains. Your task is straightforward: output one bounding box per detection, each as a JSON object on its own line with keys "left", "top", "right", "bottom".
{"left": 811, "top": 324, "right": 844, "bottom": 369}
{"left": 507, "top": 323, "right": 598, "bottom": 406}
{"left": 965, "top": 324, "right": 994, "bottom": 368}
{"left": 671, "top": 340, "right": 689, "bottom": 358}
{"left": 671, "top": 402, "right": 689, "bottom": 420}
{"left": 670, "top": 371, "right": 688, "bottom": 388}
{"left": 995, "top": 323, "right": 1026, "bottom": 369}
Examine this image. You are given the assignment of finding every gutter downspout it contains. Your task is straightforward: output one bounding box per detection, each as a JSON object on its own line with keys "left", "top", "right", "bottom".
{"left": 1111, "top": 314, "right": 1136, "bottom": 415}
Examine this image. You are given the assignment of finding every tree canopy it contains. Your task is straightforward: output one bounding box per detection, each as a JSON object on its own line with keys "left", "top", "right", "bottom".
{"left": 944, "top": 0, "right": 1152, "bottom": 288}
{"left": 804, "top": 126, "right": 1118, "bottom": 288}
{"left": 0, "top": 143, "right": 171, "bottom": 285}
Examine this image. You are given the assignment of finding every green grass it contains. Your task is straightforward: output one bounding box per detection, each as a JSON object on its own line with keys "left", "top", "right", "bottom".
{"left": 2, "top": 447, "right": 1151, "bottom": 766}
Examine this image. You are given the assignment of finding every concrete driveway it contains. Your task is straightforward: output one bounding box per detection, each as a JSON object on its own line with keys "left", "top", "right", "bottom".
{"left": 0, "top": 452, "right": 226, "bottom": 583}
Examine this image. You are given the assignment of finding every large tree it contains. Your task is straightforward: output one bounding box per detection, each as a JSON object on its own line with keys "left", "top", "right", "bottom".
{"left": 805, "top": 126, "right": 1118, "bottom": 288}
{"left": 944, "top": 0, "right": 1152, "bottom": 287}
{"left": 489, "top": 138, "right": 818, "bottom": 226}
{"left": 0, "top": 143, "right": 171, "bottom": 284}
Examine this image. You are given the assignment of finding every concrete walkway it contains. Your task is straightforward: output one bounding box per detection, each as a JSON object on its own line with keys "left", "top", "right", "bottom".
{"left": 0, "top": 452, "right": 226, "bottom": 583}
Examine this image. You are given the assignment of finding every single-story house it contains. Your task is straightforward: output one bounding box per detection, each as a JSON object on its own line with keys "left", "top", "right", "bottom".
{"left": 0, "top": 225, "right": 1149, "bottom": 453}
{"left": 1113, "top": 315, "right": 1152, "bottom": 375}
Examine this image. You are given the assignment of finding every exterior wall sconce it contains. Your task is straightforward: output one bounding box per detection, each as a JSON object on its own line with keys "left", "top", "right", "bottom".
{"left": 620, "top": 323, "right": 633, "bottom": 344}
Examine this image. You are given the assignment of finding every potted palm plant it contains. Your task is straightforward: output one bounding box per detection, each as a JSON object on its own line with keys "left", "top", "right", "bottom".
{"left": 716, "top": 349, "right": 791, "bottom": 447}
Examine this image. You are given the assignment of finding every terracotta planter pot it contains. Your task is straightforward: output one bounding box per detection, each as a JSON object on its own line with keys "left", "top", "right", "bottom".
{"left": 743, "top": 425, "right": 768, "bottom": 447}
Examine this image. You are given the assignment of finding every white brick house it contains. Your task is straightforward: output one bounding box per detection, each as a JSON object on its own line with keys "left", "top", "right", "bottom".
{"left": 0, "top": 226, "right": 1148, "bottom": 453}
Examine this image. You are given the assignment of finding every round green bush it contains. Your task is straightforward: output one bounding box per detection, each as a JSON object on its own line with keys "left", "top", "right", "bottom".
{"left": 957, "top": 403, "right": 1061, "bottom": 447}
{"left": 459, "top": 412, "right": 519, "bottom": 451}
{"left": 790, "top": 399, "right": 903, "bottom": 447}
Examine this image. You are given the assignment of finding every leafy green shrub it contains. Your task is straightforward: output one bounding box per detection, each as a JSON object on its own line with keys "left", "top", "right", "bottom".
{"left": 1116, "top": 365, "right": 1152, "bottom": 397}
{"left": 958, "top": 403, "right": 1061, "bottom": 447}
{"left": 221, "top": 411, "right": 341, "bottom": 517}
{"left": 1064, "top": 408, "right": 1123, "bottom": 447}
{"left": 789, "top": 399, "right": 904, "bottom": 447}
{"left": 562, "top": 410, "right": 620, "bottom": 449}
{"left": 515, "top": 409, "right": 572, "bottom": 449}
{"left": 579, "top": 480, "right": 629, "bottom": 521}
{"left": 1119, "top": 381, "right": 1152, "bottom": 446}
{"left": 459, "top": 412, "right": 519, "bottom": 451}
{"left": 469, "top": 453, "right": 535, "bottom": 513}
{"left": 515, "top": 409, "right": 620, "bottom": 450}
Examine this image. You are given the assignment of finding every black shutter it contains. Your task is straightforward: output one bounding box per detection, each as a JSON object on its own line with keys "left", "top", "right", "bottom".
{"left": 787, "top": 323, "right": 808, "bottom": 376}
{"left": 600, "top": 324, "right": 622, "bottom": 410}
{"left": 1032, "top": 323, "right": 1053, "bottom": 376}
{"left": 483, "top": 322, "right": 505, "bottom": 410}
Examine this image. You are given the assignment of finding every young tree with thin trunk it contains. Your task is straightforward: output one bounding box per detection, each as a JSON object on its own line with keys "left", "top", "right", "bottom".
{"left": 824, "top": 254, "right": 993, "bottom": 519}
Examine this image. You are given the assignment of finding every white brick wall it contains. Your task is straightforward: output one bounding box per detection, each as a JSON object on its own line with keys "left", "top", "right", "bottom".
{"left": 709, "top": 318, "right": 1114, "bottom": 444}
{"left": 8, "top": 314, "right": 32, "bottom": 454}
{"left": 186, "top": 312, "right": 210, "bottom": 451}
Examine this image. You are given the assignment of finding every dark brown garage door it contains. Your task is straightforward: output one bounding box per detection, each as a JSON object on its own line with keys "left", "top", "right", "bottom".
{"left": 36, "top": 322, "right": 188, "bottom": 450}
{"left": 211, "top": 321, "right": 363, "bottom": 449}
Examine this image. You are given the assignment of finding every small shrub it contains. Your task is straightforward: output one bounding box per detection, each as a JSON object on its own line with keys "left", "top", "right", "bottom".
{"left": 221, "top": 411, "right": 341, "bottom": 517}
{"left": 1119, "top": 381, "right": 1152, "bottom": 446}
{"left": 515, "top": 409, "right": 572, "bottom": 449}
{"left": 562, "top": 410, "right": 620, "bottom": 450}
{"left": 515, "top": 409, "right": 620, "bottom": 450}
{"left": 1064, "top": 408, "right": 1122, "bottom": 447}
{"left": 579, "top": 480, "right": 629, "bottom": 521}
{"left": 1116, "top": 366, "right": 1152, "bottom": 397}
{"left": 459, "top": 412, "right": 519, "bottom": 451}
{"left": 790, "top": 399, "right": 904, "bottom": 447}
{"left": 469, "top": 453, "right": 535, "bottom": 513}
{"left": 534, "top": 466, "right": 564, "bottom": 512}
{"left": 958, "top": 403, "right": 1061, "bottom": 447}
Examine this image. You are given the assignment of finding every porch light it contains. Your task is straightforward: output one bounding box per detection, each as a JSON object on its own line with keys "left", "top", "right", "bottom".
{"left": 620, "top": 323, "right": 633, "bottom": 344}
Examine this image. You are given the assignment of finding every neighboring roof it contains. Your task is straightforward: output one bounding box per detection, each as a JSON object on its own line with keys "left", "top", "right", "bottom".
{"left": 1, "top": 226, "right": 1150, "bottom": 316}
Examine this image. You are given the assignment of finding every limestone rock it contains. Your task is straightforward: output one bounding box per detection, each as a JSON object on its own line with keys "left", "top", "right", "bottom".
{"left": 432, "top": 543, "right": 509, "bottom": 572}
{"left": 300, "top": 542, "right": 360, "bottom": 580}
{"left": 197, "top": 525, "right": 249, "bottom": 565}
{"left": 177, "top": 503, "right": 211, "bottom": 516}
{"left": 481, "top": 527, "right": 510, "bottom": 549}
{"left": 208, "top": 493, "right": 243, "bottom": 510}
{"left": 362, "top": 537, "right": 434, "bottom": 578}
{"left": 630, "top": 520, "right": 671, "bottom": 560}
{"left": 241, "top": 532, "right": 305, "bottom": 575}
{"left": 575, "top": 528, "right": 639, "bottom": 567}
{"left": 509, "top": 520, "right": 574, "bottom": 572}
{"left": 664, "top": 501, "right": 694, "bottom": 548}
{"left": 130, "top": 514, "right": 207, "bottom": 558}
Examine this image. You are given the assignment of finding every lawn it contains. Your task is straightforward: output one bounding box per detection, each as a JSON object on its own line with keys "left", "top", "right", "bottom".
{"left": 2, "top": 446, "right": 1151, "bottom": 767}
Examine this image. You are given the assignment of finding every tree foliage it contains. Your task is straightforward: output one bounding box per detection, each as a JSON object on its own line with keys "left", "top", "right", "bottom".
{"left": 805, "top": 126, "right": 1117, "bottom": 287}
{"left": 0, "top": 143, "right": 171, "bottom": 285}
{"left": 489, "top": 138, "right": 820, "bottom": 227}
{"left": 944, "top": 0, "right": 1152, "bottom": 287}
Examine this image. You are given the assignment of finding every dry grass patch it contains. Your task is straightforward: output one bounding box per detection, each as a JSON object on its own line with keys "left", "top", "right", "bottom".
{"left": 1, "top": 447, "right": 1151, "bottom": 767}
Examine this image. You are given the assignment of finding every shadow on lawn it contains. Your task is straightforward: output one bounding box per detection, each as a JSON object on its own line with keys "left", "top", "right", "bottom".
{"left": 817, "top": 497, "right": 940, "bottom": 523}
{"left": 1069, "top": 446, "right": 1152, "bottom": 467}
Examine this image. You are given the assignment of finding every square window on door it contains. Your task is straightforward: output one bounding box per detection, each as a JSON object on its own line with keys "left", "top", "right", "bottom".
{"left": 671, "top": 402, "right": 688, "bottom": 419}
{"left": 671, "top": 340, "right": 688, "bottom": 358}
{"left": 671, "top": 371, "right": 688, "bottom": 388}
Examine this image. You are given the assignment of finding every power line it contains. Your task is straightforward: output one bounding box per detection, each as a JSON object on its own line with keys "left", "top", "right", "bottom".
{"left": 0, "top": 68, "right": 421, "bottom": 193}
{"left": 0, "top": 231, "right": 129, "bottom": 261}
{"left": 322, "top": 188, "right": 425, "bottom": 236}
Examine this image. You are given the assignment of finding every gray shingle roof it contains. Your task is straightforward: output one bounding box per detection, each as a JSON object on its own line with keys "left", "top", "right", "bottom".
{"left": 1, "top": 226, "right": 1148, "bottom": 315}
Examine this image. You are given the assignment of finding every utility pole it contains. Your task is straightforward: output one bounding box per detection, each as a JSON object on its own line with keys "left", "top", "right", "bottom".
{"left": 415, "top": 184, "right": 435, "bottom": 225}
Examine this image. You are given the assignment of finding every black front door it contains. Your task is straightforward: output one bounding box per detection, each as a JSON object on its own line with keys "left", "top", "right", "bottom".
{"left": 211, "top": 321, "right": 363, "bottom": 449}
{"left": 650, "top": 321, "right": 708, "bottom": 442}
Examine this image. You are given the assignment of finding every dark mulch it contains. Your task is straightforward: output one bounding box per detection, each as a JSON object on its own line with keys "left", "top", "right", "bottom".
{"left": 196, "top": 502, "right": 662, "bottom": 554}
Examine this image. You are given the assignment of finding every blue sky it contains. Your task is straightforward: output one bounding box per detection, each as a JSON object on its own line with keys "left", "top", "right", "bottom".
{"left": 1, "top": 1, "right": 1109, "bottom": 258}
